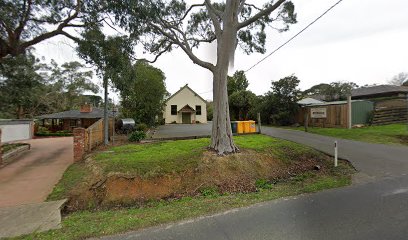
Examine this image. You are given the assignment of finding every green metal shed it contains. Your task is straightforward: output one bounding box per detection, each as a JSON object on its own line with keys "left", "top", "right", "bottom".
{"left": 351, "top": 100, "right": 374, "bottom": 125}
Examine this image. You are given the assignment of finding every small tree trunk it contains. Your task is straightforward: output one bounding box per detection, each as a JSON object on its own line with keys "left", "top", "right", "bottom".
{"left": 16, "top": 105, "right": 24, "bottom": 119}
{"left": 103, "top": 76, "right": 109, "bottom": 145}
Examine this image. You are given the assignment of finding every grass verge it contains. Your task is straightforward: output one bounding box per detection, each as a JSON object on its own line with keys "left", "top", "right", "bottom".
{"left": 15, "top": 168, "right": 351, "bottom": 240}
{"left": 282, "top": 124, "right": 408, "bottom": 146}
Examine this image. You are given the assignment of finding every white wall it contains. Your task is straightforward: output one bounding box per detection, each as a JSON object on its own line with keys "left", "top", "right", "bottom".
{"left": 0, "top": 123, "right": 33, "bottom": 143}
{"left": 164, "top": 87, "right": 207, "bottom": 124}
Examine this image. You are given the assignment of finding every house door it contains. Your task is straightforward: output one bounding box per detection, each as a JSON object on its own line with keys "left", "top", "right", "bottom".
{"left": 182, "top": 113, "right": 191, "bottom": 124}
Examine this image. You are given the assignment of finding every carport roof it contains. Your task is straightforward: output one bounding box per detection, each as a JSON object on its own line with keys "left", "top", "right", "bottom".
{"left": 36, "top": 108, "right": 114, "bottom": 119}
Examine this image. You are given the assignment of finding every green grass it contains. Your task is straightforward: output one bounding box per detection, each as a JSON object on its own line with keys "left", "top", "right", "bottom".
{"left": 47, "top": 162, "right": 91, "bottom": 201}
{"left": 93, "top": 135, "right": 324, "bottom": 177}
{"left": 35, "top": 135, "right": 354, "bottom": 240}
{"left": 285, "top": 124, "right": 408, "bottom": 145}
{"left": 48, "top": 135, "right": 334, "bottom": 203}
{"left": 16, "top": 171, "right": 351, "bottom": 240}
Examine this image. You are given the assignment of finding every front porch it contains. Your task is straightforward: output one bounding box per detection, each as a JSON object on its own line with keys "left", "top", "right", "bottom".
{"left": 178, "top": 105, "right": 197, "bottom": 124}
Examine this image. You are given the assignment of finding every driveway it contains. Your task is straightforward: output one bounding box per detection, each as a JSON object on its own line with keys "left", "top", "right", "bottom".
{"left": 0, "top": 137, "right": 73, "bottom": 207}
{"left": 262, "top": 127, "right": 408, "bottom": 179}
{"left": 104, "top": 127, "right": 408, "bottom": 240}
{"left": 152, "top": 123, "right": 212, "bottom": 139}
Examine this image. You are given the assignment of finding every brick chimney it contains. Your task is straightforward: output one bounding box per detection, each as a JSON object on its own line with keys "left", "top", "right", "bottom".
{"left": 80, "top": 103, "right": 92, "bottom": 113}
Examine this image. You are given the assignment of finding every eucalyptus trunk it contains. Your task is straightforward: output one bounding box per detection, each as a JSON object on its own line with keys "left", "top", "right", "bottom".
{"left": 210, "top": 0, "right": 239, "bottom": 155}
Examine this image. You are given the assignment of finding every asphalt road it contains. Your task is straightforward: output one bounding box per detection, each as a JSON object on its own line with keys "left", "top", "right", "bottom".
{"left": 102, "top": 126, "right": 408, "bottom": 240}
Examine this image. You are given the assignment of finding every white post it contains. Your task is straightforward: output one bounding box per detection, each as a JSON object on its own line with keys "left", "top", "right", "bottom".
{"left": 334, "top": 141, "right": 338, "bottom": 167}
{"left": 347, "top": 95, "right": 352, "bottom": 129}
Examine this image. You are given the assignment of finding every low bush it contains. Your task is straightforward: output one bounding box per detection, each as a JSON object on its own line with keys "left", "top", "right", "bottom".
{"left": 136, "top": 123, "right": 148, "bottom": 132}
{"left": 36, "top": 131, "right": 73, "bottom": 137}
{"left": 200, "top": 186, "right": 220, "bottom": 197}
{"left": 255, "top": 179, "right": 273, "bottom": 190}
{"left": 128, "top": 130, "right": 146, "bottom": 142}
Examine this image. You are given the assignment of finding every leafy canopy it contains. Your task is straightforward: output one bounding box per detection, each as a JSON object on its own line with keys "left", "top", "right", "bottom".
{"left": 0, "top": 0, "right": 104, "bottom": 59}
{"left": 304, "top": 81, "right": 358, "bottom": 101}
{"left": 228, "top": 70, "right": 249, "bottom": 96}
{"left": 120, "top": 61, "right": 168, "bottom": 126}
{"left": 108, "top": 0, "right": 297, "bottom": 69}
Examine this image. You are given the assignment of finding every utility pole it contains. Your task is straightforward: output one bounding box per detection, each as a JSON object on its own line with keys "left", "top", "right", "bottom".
{"left": 347, "top": 95, "right": 352, "bottom": 129}
{"left": 103, "top": 76, "right": 109, "bottom": 145}
{"left": 257, "top": 113, "right": 262, "bottom": 134}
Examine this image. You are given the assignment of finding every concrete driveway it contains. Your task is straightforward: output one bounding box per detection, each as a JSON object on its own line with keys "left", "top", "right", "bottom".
{"left": 0, "top": 137, "right": 73, "bottom": 207}
{"left": 152, "top": 123, "right": 212, "bottom": 139}
{"left": 104, "top": 127, "right": 408, "bottom": 240}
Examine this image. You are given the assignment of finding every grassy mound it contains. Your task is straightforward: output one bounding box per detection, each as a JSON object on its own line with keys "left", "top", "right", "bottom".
{"left": 49, "top": 135, "right": 354, "bottom": 212}
{"left": 20, "top": 134, "right": 355, "bottom": 240}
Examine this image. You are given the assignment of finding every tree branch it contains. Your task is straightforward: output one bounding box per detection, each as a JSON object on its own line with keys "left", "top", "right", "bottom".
{"left": 20, "top": 0, "right": 82, "bottom": 49}
{"left": 180, "top": 3, "right": 205, "bottom": 21}
{"left": 60, "top": 31, "right": 81, "bottom": 42}
{"left": 15, "top": 0, "right": 32, "bottom": 38}
{"left": 238, "top": 0, "right": 285, "bottom": 29}
{"left": 148, "top": 22, "right": 215, "bottom": 72}
{"left": 238, "top": 0, "right": 247, "bottom": 13}
{"left": 138, "top": 44, "right": 173, "bottom": 64}
{"left": 204, "top": 0, "right": 222, "bottom": 38}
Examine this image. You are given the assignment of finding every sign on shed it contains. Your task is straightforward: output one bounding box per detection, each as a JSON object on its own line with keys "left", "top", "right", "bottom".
{"left": 310, "top": 108, "right": 327, "bottom": 118}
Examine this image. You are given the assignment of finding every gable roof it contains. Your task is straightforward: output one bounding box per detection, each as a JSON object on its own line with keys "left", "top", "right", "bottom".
{"left": 352, "top": 85, "right": 408, "bottom": 97}
{"left": 165, "top": 84, "right": 207, "bottom": 104}
{"left": 36, "top": 108, "right": 114, "bottom": 119}
{"left": 178, "top": 104, "right": 196, "bottom": 113}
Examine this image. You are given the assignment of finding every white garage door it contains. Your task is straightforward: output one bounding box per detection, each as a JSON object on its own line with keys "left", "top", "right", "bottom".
{"left": 0, "top": 123, "right": 32, "bottom": 143}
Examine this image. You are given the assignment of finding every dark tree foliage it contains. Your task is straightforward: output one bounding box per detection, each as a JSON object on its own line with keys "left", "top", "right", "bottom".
{"left": 227, "top": 70, "right": 249, "bottom": 96}
{"left": 229, "top": 90, "right": 257, "bottom": 120}
{"left": 0, "top": 52, "right": 98, "bottom": 118}
{"left": 260, "top": 75, "right": 301, "bottom": 125}
{"left": 120, "top": 61, "right": 168, "bottom": 126}
{"left": 0, "top": 0, "right": 105, "bottom": 59}
{"left": 77, "top": 27, "right": 134, "bottom": 83}
{"left": 304, "top": 81, "right": 358, "bottom": 101}
{"left": 48, "top": 61, "right": 98, "bottom": 110}
{"left": 0, "top": 52, "right": 46, "bottom": 118}
{"left": 77, "top": 26, "right": 134, "bottom": 144}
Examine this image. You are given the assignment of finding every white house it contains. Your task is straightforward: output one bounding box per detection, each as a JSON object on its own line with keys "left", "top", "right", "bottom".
{"left": 163, "top": 85, "right": 207, "bottom": 124}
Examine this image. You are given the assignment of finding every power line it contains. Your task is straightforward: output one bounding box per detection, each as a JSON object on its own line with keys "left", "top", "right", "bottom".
{"left": 245, "top": 0, "right": 344, "bottom": 73}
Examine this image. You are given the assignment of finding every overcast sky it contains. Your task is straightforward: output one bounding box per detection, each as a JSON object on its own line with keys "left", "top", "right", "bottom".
{"left": 34, "top": 0, "right": 408, "bottom": 101}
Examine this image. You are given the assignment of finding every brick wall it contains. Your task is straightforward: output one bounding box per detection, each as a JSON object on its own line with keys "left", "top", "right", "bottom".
{"left": 73, "top": 128, "right": 86, "bottom": 162}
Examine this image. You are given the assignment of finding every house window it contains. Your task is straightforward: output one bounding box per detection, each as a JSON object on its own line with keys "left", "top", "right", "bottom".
{"left": 171, "top": 105, "right": 177, "bottom": 115}
{"left": 70, "top": 119, "right": 77, "bottom": 127}
{"left": 196, "top": 105, "right": 202, "bottom": 115}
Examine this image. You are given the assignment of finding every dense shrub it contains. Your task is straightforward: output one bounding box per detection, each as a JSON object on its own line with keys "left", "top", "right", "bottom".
{"left": 36, "top": 130, "right": 73, "bottom": 137}
{"left": 128, "top": 130, "right": 146, "bottom": 142}
{"left": 136, "top": 123, "right": 148, "bottom": 132}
